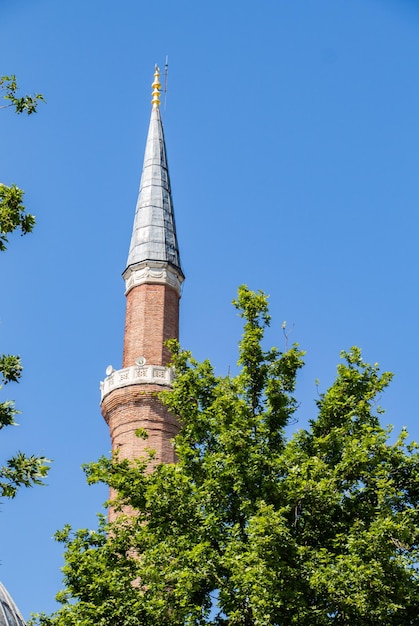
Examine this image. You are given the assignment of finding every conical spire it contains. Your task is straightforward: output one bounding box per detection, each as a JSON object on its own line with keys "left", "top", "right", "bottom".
{"left": 124, "top": 67, "right": 183, "bottom": 284}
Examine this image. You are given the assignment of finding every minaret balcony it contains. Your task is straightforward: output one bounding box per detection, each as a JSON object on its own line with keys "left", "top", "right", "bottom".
{"left": 100, "top": 364, "right": 174, "bottom": 402}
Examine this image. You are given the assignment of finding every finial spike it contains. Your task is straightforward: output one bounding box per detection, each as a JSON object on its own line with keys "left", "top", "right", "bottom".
{"left": 151, "top": 65, "right": 161, "bottom": 109}
{"left": 163, "top": 56, "right": 169, "bottom": 111}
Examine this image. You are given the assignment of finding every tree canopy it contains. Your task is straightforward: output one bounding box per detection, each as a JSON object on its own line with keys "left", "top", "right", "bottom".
{"left": 32, "top": 286, "right": 419, "bottom": 625}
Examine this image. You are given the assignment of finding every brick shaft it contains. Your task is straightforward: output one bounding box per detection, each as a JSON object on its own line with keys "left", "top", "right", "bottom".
{"left": 123, "top": 283, "right": 179, "bottom": 368}
{"left": 101, "top": 379, "right": 180, "bottom": 522}
{"left": 101, "top": 384, "right": 179, "bottom": 465}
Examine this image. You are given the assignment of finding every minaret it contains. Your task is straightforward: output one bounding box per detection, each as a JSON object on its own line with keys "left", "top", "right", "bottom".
{"left": 100, "top": 66, "right": 184, "bottom": 469}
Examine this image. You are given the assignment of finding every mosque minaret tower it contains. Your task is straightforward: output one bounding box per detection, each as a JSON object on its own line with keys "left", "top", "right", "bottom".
{"left": 100, "top": 66, "right": 184, "bottom": 468}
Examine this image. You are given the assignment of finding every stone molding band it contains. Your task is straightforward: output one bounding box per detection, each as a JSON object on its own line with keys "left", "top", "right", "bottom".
{"left": 100, "top": 364, "right": 174, "bottom": 402}
{"left": 123, "top": 261, "right": 184, "bottom": 296}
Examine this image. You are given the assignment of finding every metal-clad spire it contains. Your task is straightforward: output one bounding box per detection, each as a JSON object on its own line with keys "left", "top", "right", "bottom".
{"left": 124, "top": 66, "right": 183, "bottom": 283}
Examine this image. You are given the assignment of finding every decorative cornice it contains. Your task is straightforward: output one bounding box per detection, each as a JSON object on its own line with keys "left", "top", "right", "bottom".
{"left": 100, "top": 363, "right": 174, "bottom": 402}
{"left": 123, "top": 260, "right": 184, "bottom": 295}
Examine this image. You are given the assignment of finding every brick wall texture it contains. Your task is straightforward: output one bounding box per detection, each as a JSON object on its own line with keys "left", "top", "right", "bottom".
{"left": 101, "top": 384, "right": 179, "bottom": 464}
{"left": 123, "top": 283, "right": 179, "bottom": 368}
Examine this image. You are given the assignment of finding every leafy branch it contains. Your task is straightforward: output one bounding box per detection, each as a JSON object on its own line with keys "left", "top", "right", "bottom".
{"left": 0, "top": 74, "right": 45, "bottom": 115}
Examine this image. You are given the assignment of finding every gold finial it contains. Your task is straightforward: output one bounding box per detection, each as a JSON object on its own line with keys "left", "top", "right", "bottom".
{"left": 151, "top": 65, "right": 161, "bottom": 109}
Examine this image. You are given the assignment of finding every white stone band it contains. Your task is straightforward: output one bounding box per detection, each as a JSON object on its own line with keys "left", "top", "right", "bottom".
{"left": 123, "top": 261, "right": 183, "bottom": 295}
{"left": 100, "top": 364, "right": 174, "bottom": 402}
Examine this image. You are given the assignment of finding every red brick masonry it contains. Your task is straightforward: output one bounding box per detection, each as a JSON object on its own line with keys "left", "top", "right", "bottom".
{"left": 123, "top": 282, "right": 179, "bottom": 368}
{"left": 101, "top": 383, "right": 179, "bottom": 465}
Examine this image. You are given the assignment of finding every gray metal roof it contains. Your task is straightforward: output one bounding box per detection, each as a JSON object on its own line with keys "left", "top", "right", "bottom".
{"left": 126, "top": 106, "right": 183, "bottom": 275}
{"left": 0, "top": 583, "right": 26, "bottom": 626}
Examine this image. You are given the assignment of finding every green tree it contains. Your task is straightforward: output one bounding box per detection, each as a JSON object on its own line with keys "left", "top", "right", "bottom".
{"left": 1, "top": 74, "right": 48, "bottom": 498}
{"left": 32, "top": 287, "right": 419, "bottom": 625}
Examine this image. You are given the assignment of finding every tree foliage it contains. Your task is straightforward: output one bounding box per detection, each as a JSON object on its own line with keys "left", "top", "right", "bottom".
{"left": 0, "top": 74, "right": 49, "bottom": 499}
{"left": 32, "top": 287, "right": 419, "bottom": 625}
{"left": 0, "top": 183, "right": 35, "bottom": 251}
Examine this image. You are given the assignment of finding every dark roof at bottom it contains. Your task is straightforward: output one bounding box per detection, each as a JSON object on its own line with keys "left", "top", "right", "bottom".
{"left": 0, "top": 583, "right": 26, "bottom": 626}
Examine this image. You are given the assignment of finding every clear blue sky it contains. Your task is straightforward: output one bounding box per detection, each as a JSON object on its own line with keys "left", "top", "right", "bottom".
{"left": 1, "top": 0, "right": 419, "bottom": 619}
